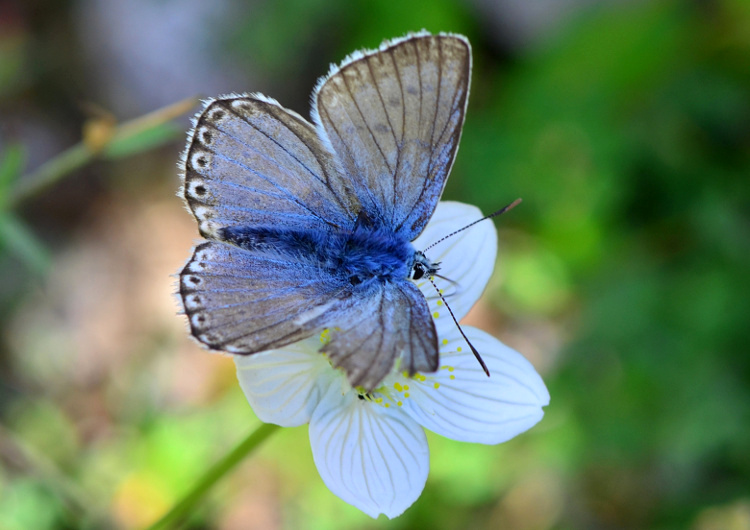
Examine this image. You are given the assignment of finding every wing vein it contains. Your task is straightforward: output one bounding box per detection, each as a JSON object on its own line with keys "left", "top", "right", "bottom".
{"left": 206, "top": 149, "right": 331, "bottom": 224}
{"left": 220, "top": 102, "right": 329, "bottom": 188}
{"left": 342, "top": 71, "right": 394, "bottom": 176}
{"left": 430, "top": 39, "right": 443, "bottom": 158}
{"left": 366, "top": 56, "right": 400, "bottom": 227}
{"left": 319, "top": 104, "right": 383, "bottom": 224}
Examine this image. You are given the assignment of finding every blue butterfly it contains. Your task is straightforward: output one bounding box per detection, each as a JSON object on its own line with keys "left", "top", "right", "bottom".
{"left": 179, "top": 32, "right": 471, "bottom": 391}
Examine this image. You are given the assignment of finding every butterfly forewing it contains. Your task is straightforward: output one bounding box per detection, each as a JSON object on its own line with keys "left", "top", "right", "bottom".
{"left": 313, "top": 34, "right": 471, "bottom": 239}
{"left": 183, "top": 97, "right": 358, "bottom": 238}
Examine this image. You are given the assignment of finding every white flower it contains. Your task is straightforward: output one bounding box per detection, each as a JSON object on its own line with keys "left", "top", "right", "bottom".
{"left": 235, "top": 201, "right": 550, "bottom": 518}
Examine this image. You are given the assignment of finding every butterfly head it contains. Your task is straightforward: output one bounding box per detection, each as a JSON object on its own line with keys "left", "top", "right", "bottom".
{"left": 410, "top": 251, "right": 439, "bottom": 281}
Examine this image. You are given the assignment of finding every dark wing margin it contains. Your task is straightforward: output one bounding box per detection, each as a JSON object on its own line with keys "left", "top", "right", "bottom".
{"left": 313, "top": 33, "right": 471, "bottom": 240}
{"left": 180, "top": 241, "right": 346, "bottom": 354}
{"left": 181, "top": 96, "right": 360, "bottom": 239}
{"left": 320, "top": 280, "right": 438, "bottom": 391}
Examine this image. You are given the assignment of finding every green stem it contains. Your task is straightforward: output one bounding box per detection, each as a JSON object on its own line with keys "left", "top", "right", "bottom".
{"left": 9, "top": 143, "right": 91, "bottom": 206}
{"left": 146, "top": 422, "right": 280, "bottom": 530}
{"left": 8, "top": 96, "right": 198, "bottom": 207}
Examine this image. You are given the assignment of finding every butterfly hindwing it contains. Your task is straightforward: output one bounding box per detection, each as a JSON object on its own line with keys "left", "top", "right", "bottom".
{"left": 313, "top": 33, "right": 471, "bottom": 239}
{"left": 183, "top": 96, "right": 359, "bottom": 239}
{"left": 321, "top": 280, "right": 438, "bottom": 391}
{"left": 180, "top": 241, "right": 347, "bottom": 354}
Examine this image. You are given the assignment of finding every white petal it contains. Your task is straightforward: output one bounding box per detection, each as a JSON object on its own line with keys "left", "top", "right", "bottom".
{"left": 399, "top": 326, "right": 549, "bottom": 444}
{"left": 309, "top": 385, "right": 429, "bottom": 519}
{"left": 235, "top": 337, "right": 335, "bottom": 427}
{"left": 412, "top": 201, "right": 498, "bottom": 321}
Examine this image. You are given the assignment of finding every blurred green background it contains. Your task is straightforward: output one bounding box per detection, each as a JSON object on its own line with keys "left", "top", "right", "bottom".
{"left": 1, "top": 0, "right": 749, "bottom": 528}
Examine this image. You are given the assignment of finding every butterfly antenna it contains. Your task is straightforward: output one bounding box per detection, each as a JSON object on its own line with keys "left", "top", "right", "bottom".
{"left": 424, "top": 198, "right": 522, "bottom": 252}
{"left": 432, "top": 272, "right": 458, "bottom": 285}
{"left": 428, "top": 277, "right": 490, "bottom": 377}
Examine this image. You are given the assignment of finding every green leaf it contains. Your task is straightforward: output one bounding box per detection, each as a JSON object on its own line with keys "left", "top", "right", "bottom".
{"left": 103, "top": 122, "right": 182, "bottom": 159}
{"left": 0, "top": 213, "right": 51, "bottom": 275}
{"left": 0, "top": 143, "right": 26, "bottom": 207}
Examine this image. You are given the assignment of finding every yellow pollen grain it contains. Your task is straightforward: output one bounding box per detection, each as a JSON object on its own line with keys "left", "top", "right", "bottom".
{"left": 403, "top": 384, "right": 409, "bottom": 390}
{"left": 394, "top": 382, "right": 403, "bottom": 392}
{"left": 402, "top": 371, "right": 409, "bottom": 378}
{"left": 375, "top": 398, "right": 383, "bottom": 404}
{"left": 457, "top": 347, "right": 462, "bottom": 352}
{"left": 450, "top": 375, "right": 455, "bottom": 380}
{"left": 397, "top": 401, "right": 403, "bottom": 407}
{"left": 433, "top": 312, "right": 440, "bottom": 319}
{"left": 437, "top": 300, "right": 443, "bottom": 306}
{"left": 404, "top": 392, "right": 410, "bottom": 398}
{"left": 448, "top": 367, "right": 454, "bottom": 372}
{"left": 442, "top": 339, "right": 448, "bottom": 345}
{"left": 384, "top": 403, "right": 390, "bottom": 408}
{"left": 433, "top": 382, "right": 441, "bottom": 389}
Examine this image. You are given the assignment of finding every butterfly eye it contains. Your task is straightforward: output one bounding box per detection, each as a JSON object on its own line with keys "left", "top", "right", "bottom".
{"left": 411, "top": 251, "right": 438, "bottom": 280}
{"left": 411, "top": 263, "right": 426, "bottom": 280}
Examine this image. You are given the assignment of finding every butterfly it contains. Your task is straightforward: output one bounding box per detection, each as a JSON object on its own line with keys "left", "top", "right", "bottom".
{"left": 179, "top": 31, "right": 472, "bottom": 391}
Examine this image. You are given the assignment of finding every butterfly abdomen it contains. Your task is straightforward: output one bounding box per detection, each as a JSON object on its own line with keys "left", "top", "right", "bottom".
{"left": 220, "top": 225, "right": 416, "bottom": 287}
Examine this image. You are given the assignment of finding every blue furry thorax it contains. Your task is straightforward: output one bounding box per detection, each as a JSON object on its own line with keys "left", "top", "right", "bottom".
{"left": 221, "top": 223, "right": 416, "bottom": 287}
